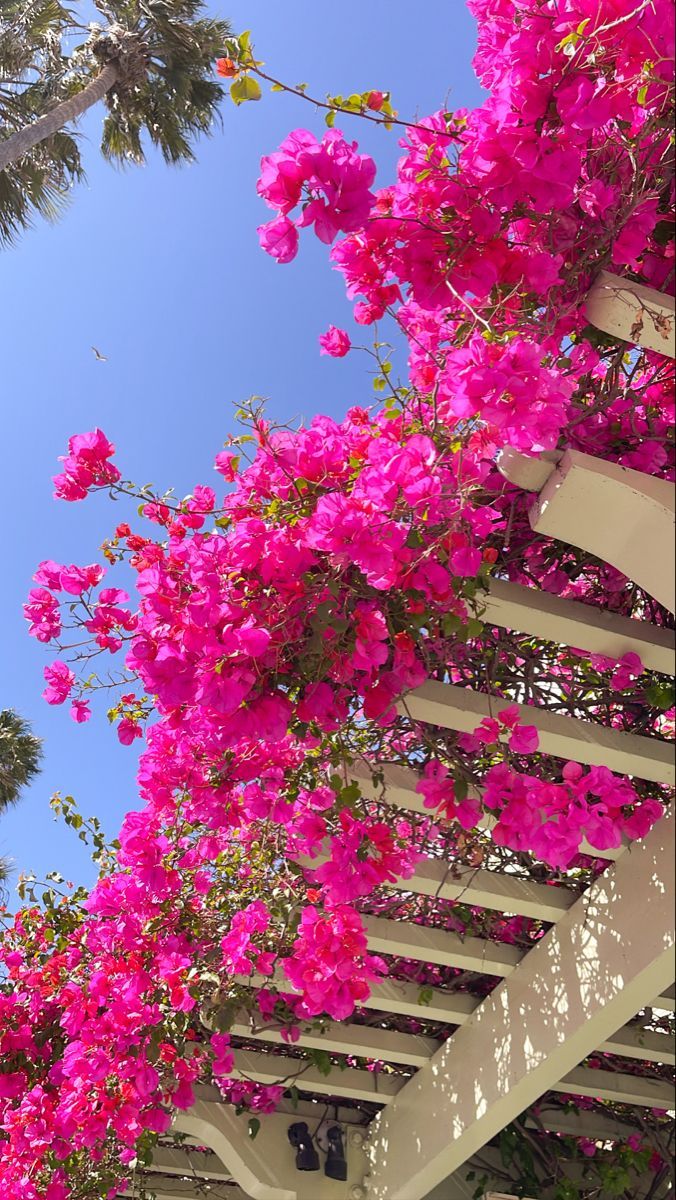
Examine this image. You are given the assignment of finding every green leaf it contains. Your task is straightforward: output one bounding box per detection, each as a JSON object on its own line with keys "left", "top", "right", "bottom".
{"left": 325, "top": 109, "right": 336, "bottom": 128}
{"left": 637, "top": 83, "right": 649, "bottom": 106}
{"left": 645, "top": 681, "right": 675, "bottom": 710}
{"left": 309, "top": 1049, "right": 332, "bottom": 1076}
{"left": 418, "top": 986, "right": 434, "bottom": 1006}
{"left": 248, "top": 1117, "right": 261, "bottom": 1140}
{"left": 231, "top": 75, "right": 262, "bottom": 105}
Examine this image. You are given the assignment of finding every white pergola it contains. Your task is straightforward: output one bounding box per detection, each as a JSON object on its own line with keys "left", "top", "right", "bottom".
{"left": 129, "top": 273, "right": 675, "bottom": 1200}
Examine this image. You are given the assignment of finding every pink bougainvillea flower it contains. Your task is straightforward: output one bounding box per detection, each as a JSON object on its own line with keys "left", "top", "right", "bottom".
{"left": 214, "top": 451, "right": 240, "bottom": 481}
{"left": 42, "top": 660, "right": 75, "bottom": 705}
{"left": 257, "top": 216, "right": 299, "bottom": 263}
{"left": 319, "top": 326, "right": 351, "bottom": 357}
{"left": 70, "top": 698, "right": 92, "bottom": 723}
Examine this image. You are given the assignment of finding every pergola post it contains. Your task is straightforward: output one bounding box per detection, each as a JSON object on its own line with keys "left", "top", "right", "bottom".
{"left": 361, "top": 806, "right": 675, "bottom": 1200}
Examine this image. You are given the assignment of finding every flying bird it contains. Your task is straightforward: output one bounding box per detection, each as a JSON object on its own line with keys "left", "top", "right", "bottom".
{"left": 91, "top": 346, "right": 108, "bottom": 362}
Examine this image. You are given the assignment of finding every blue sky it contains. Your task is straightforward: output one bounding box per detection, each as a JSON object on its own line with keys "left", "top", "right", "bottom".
{"left": 2, "top": 1, "right": 485, "bottom": 889}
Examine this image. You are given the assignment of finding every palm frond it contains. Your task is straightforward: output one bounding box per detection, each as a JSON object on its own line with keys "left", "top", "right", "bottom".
{"left": 0, "top": 709, "right": 43, "bottom": 811}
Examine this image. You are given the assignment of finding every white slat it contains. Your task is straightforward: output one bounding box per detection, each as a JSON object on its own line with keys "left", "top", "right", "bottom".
{"left": 401, "top": 681, "right": 675, "bottom": 786}
{"left": 652, "top": 984, "right": 676, "bottom": 1013}
{"left": 553, "top": 1066, "right": 675, "bottom": 1109}
{"left": 483, "top": 577, "right": 675, "bottom": 676}
{"left": 379, "top": 856, "right": 575, "bottom": 923}
{"left": 301, "top": 845, "right": 576, "bottom": 923}
{"left": 363, "top": 978, "right": 479, "bottom": 1025}
{"left": 231, "top": 1048, "right": 403, "bottom": 1104}
{"left": 363, "top": 915, "right": 522, "bottom": 975}
{"left": 349, "top": 760, "right": 626, "bottom": 862}
{"left": 600, "top": 1025, "right": 675, "bottom": 1066}
{"left": 231, "top": 1015, "right": 438, "bottom": 1068}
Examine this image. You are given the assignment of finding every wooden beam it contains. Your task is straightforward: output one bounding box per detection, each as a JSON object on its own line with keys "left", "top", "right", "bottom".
{"left": 377, "top": 856, "right": 576, "bottom": 924}
{"left": 363, "top": 807, "right": 675, "bottom": 1199}
{"left": 552, "top": 1066, "right": 675, "bottom": 1109}
{"left": 585, "top": 270, "right": 675, "bottom": 358}
{"left": 524, "top": 1107, "right": 639, "bottom": 1141}
{"left": 231, "top": 1015, "right": 439, "bottom": 1069}
{"left": 231, "top": 1048, "right": 403, "bottom": 1104}
{"left": 349, "top": 760, "right": 625, "bottom": 862}
{"left": 653, "top": 984, "right": 676, "bottom": 1012}
{"left": 146, "top": 1146, "right": 232, "bottom": 1181}
{"left": 363, "top": 914, "right": 523, "bottom": 976}
{"left": 301, "top": 845, "right": 576, "bottom": 923}
{"left": 529, "top": 450, "right": 676, "bottom": 615}
{"left": 363, "top": 978, "right": 479, "bottom": 1025}
{"left": 598, "top": 1024, "right": 675, "bottom": 1066}
{"left": 482, "top": 577, "right": 675, "bottom": 677}
{"left": 401, "top": 680, "right": 675, "bottom": 786}
{"left": 241, "top": 969, "right": 483, "bottom": 1028}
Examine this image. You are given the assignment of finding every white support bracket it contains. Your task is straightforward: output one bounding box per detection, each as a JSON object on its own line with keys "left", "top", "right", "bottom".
{"left": 498, "top": 448, "right": 676, "bottom": 614}
{"left": 173, "top": 1099, "right": 369, "bottom": 1200}
{"left": 362, "top": 807, "right": 675, "bottom": 1200}
{"left": 585, "top": 270, "right": 675, "bottom": 358}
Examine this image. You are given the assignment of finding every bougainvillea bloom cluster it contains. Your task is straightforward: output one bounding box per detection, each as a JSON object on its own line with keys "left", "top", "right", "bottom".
{"left": 2, "top": 0, "right": 674, "bottom": 1196}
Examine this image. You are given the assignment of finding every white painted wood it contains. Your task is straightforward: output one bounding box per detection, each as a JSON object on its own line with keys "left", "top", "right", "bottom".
{"left": 146, "top": 1145, "right": 232, "bottom": 1180}
{"left": 230, "top": 1014, "right": 439, "bottom": 1068}
{"left": 482, "top": 577, "right": 676, "bottom": 676}
{"left": 237, "top": 1001, "right": 673, "bottom": 1070}
{"left": 240, "top": 969, "right": 482, "bottom": 1027}
{"left": 653, "top": 983, "right": 676, "bottom": 1012}
{"left": 529, "top": 449, "right": 676, "bottom": 614}
{"left": 585, "top": 270, "right": 676, "bottom": 357}
{"left": 401, "top": 679, "right": 675, "bottom": 786}
{"left": 363, "top": 914, "right": 523, "bottom": 976}
{"left": 122, "top": 1192, "right": 250, "bottom": 1200}
{"left": 523, "top": 1106, "right": 638, "bottom": 1141}
{"left": 174, "top": 1103, "right": 369, "bottom": 1200}
{"left": 552, "top": 1066, "right": 675, "bottom": 1109}
{"left": 363, "top": 978, "right": 479, "bottom": 1025}
{"left": 599, "top": 1024, "right": 675, "bottom": 1065}
{"left": 494, "top": 448, "right": 560, "bottom": 491}
{"left": 363, "top": 806, "right": 675, "bottom": 1199}
{"left": 173, "top": 1100, "right": 298, "bottom": 1200}
{"left": 301, "top": 844, "right": 576, "bottom": 922}
{"left": 231, "top": 1048, "right": 403, "bottom": 1104}
{"left": 377, "top": 856, "right": 576, "bottom": 923}
{"left": 348, "top": 761, "right": 626, "bottom": 862}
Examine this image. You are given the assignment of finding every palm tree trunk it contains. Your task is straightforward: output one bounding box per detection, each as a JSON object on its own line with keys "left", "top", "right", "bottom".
{"left": 0, "top": 63, "right": 119, "bottom": 172}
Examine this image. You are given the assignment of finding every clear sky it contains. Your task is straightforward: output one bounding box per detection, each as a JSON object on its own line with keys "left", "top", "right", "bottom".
{"left": 1, "top": 1, "right": 485, "bottom": 889}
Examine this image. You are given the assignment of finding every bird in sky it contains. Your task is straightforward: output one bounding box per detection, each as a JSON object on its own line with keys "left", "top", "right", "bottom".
{"left": 91, "top": 346, "right": 108, "bottom": 362}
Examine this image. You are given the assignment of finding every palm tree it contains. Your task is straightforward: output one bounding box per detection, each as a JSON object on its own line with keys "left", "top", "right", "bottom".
{"left": 0, "top": 0, "right": 84, "bottom": 244}
{"left": 0, "top": 709, "right": 42, "bottom": 881}
{"left": 0, "top": 0, "right": 230, "bottom": 241}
